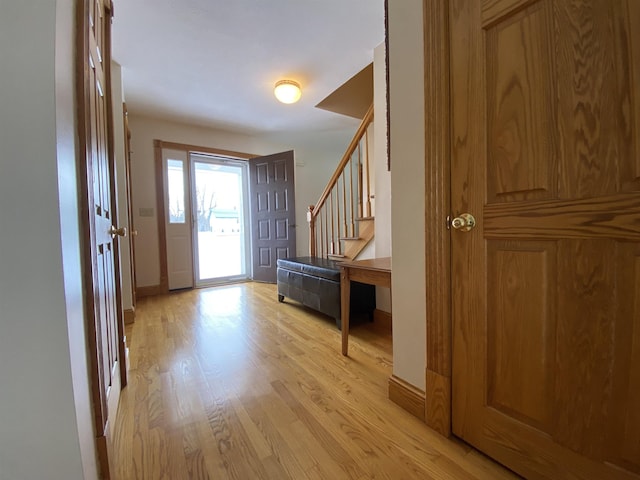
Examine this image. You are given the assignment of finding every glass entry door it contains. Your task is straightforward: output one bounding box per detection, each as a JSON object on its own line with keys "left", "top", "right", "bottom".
{"left": 190, "top": 154, "right": 249, "bottom": 286}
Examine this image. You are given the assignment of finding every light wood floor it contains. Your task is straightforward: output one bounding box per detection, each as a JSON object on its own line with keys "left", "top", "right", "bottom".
{"left": 112, "top": 282, "right": 518, "bottom": 480}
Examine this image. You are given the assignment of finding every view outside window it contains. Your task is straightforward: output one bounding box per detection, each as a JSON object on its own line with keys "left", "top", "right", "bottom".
{"left": 193, "top": 160, "right": 246, "bottom": 282}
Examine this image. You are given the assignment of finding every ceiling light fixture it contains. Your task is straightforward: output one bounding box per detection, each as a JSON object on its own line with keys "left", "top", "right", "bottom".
{"left": 274, "top": 80, "right": 302, "bottom": 104}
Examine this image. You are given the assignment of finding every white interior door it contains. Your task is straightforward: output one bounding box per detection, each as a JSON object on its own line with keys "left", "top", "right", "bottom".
{"left": 163, "top": 149, "right": 194, "bottom": 290}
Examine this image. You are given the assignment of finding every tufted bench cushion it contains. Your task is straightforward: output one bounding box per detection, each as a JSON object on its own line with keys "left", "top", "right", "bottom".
{"left": 276, "top": 256, "right": 375, "bottom": 330}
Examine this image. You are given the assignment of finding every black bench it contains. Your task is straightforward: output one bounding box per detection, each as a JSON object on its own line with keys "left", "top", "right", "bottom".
{"left": 276, "top": 256, "right": 376, "bottom": 330}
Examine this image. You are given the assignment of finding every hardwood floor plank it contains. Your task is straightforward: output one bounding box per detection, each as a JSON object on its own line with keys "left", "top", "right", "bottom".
{"left": 243, "top": 400, "right": 315, "bottom": 479}
{"left": 113, "top": 282, "right": 518, "bottom": 479}
{"left": 230, "top": 400, "right": 273, "bottom": 461}
{"left": 271, "top": 379, "right": 368, "bottom": 479}
{"left": 165, "top": 427, "right": 190, "bottom": 480}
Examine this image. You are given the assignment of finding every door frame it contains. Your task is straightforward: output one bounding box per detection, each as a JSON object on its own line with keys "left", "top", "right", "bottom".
{"left": 423, "top": 0, "right": 453, "bottom": 437}
{"left": 153, "top": 139, "right": 257, "bottom": 294}
{"left": 123, "top": 103, "right": 138, "bottom": 322}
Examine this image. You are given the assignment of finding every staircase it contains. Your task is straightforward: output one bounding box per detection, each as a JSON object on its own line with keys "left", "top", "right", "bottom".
{"left": 307, "top": 104, "right": 375, "bottom": 260}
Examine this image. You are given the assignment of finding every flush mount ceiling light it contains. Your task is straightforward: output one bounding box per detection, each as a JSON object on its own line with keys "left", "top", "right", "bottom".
{"left": 274, "top": 80, "right": 302, "bottom": 104}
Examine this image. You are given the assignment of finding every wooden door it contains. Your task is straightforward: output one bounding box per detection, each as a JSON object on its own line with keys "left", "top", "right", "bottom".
{"left": 77, "top": 0, "right": 126, "bottom": 477}
{"left": 249, "top": 151, "right": 296, "bottom": 283}
{"left": 450, "top": 1, "right": 640, "bottom": 479}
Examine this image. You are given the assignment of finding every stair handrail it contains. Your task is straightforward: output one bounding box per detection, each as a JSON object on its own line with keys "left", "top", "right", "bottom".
{"left": 311, "top": 104, "right": 374, "bottom": 219}
{"left": 308, "top": 103, "right": 374, "bottom": 257}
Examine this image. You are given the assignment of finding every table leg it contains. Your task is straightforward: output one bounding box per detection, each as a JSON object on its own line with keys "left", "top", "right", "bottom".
{"left": 341, "top": 267, "right": 350, "bottom": 356}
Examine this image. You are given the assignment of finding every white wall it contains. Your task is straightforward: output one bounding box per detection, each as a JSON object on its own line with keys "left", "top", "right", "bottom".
{"left": 267, "top": 128, "right": 356, "bottom": 257}
{"left": 0, "top": 1, "right": 98, "bottom": 478}
{"left": 388, "top": 0, "right": 427, "bottom": 390}
{"left": 128, "top": 114, "right": 352, "bottom": 287}
{"left": 373, "top": 42, "right": 392, "bottom": 312}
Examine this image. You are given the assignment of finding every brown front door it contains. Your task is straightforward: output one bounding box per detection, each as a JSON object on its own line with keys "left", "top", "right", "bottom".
{"left": 77, "top": 0, "right": 127, "bottom": 477}
{"left": 450, "top": 1, "right": 640, "bottom": 479}
{"left": 249, "top": 150, "right": 296, "bottom": 283}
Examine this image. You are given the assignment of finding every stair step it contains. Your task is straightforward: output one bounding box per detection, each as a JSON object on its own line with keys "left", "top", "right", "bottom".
{"left": 327, "top": 254, "right": 347, "bottom": 260}
{"left": 357, "top": 216, "right": 374, "bottom": 221}
{"left": 340, "top": 236, "right": 361, "bottom": 241}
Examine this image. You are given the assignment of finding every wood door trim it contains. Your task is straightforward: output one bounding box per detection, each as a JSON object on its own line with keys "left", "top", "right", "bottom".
{"left": 426, "top": 370, "right": 452, "bottom": 435}
{"left": 154, "top": 141, "right": 170, "bottom": 294}
{"left": 123, "top": 103, "right": 138, "bottom": 308}
{"left": 105, "top": 0, "right": 127, "bottom": 393}
{"left": 155, "top": 139, "right": 258, "bottom": 160}
{"left": 153, "top": 140, "right": 257, "bottom": 293}
{"left": 423, "top": 0, "right": 452, "bottom": 437}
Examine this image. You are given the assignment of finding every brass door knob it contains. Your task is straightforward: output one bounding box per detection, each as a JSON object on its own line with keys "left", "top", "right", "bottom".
{"left": 109, "top": 225, "right": 127, "bottom": 237}
{"left": 451, "top": 213, "right": 476, "bottom": 232}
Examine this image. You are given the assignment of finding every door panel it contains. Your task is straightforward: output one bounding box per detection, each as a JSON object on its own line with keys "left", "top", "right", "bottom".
{"left": 249, "top": 151, "right": 296, "bottom": 283}
{"left": 451, "top": 0, "right": 640, "bottom": 478}
{"left": 608, "top": 244, "right": 640, "bottom": 471}
{"left": 486, "top": 240, "right": 557, "bottom": 434}
{"left": 167, "top": 233, "right": 193, "bottom": 288}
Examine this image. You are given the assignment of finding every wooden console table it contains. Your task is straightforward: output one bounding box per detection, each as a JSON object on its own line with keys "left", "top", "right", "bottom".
{"left": 340, "top": 257, "right": 391, "bottom": 355}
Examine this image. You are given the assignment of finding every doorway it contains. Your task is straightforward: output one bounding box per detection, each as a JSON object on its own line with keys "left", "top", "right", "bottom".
{"left": 164, "top": 149, "right": 250, "bottom": 289}
{"left": 156, "top": 141, "right": 297, "bottom": 291}
{"left": 191, "top": 154, "right": 249, "bottom": 286}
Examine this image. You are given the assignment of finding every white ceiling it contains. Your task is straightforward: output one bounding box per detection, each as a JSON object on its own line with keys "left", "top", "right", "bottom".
{"left": 112, "top": 0, "right": 385, "bottom": 135}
